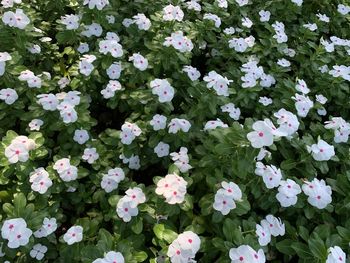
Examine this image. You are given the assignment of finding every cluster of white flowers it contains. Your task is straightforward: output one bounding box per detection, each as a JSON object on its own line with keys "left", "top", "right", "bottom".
{"left": 163, "top": 31, "right": 194, "bottom": 53}
{"left": 167, "top": 231, "right": 201, "bottom": 263}
{"left": 99, "top": 33, "right": 123, "bottom": 58}
{"left": 156, "top": 173, "right": 188, "bottom": 204}
{"left": 276, "top": 179, "right": 302, "bottom": 207}
{"left": 168, "top": 118, "right": 191, "bottom": 134}
{"left": 2, "top": 9, "right": 30, "bottom": 29}
{"left": 291, "top": 93, "right": 314, "bottom": 117}
{"left": 255, "top": 162, "right": 283, "bottom": 189}
{"left": 29, "top": 167, "right": 53, "bottom": 194}
{"left": 53, "top": 158, "right": 78, "bottom": 182}
{"left": 82, "top": 22, "right": 103, "bottom": 38}
{"left": 273, "top": 108, "right": 300, "bottom": 136}
{"left": 163, "top": 5, "right": 184, "bottom": 21}
{"left": 255, "top": 215, "right": 285, "bottom": 246}
{"left": 101, "top": 80, "right": 123, "bottom": 99}
{"left": 120, "top": 122, "right": 142, "bottom": 145}
{"left": 34, "top": 217, "right": 57, "bottom": 238}
{"left": 129, "top": 13, "right": 152, "bottom": 30}
{"left": 170, "top": 147, "right": 192, "bottom": 173}
{"left": 1, "top": 0, "right": 22, "bottom": 8}
{"left": 150, "top": 78, "right": 175, "bottom": 103}
{"left": 101, "top": 167, "right": 125, "bottom": 193}
{"left": 240, "top": 60, "right": 275, "bottom": 88}
{"left": 213, "top": 181, "right": 242, "bottom": 215}
{"left": 18, "top": 70, "right": 42, "bottom": 88}
{"left": 221, "top": 103, "right": 241, "bottom": 120}
{"left": 272, "top": 21, "right": 288, "bottom": 43}
{"left": 204, "top": 119, "right": 228, "bottom": 130}
{"left": 302, "top": 178, "right": 332, "bottom": 209}
{"left": 5, "top": 135, "right": 36, "bottom": 163}
{"left": 229, "top": 245, "right": 265, "bottom": 263}
{"left": 93, "top": 251, "right": 125, "bottom": 263}
{"left": 203, "top": 71, "right": 232, "bottom": 96}
{"left": 329, "top": 65, "right": 350, "bottom": 81}
{"left": 120, "top": 153, "right": 141, "bottom": 170}
{"left": 325, "top": 117, "right": 350, "bottom": 143}
{"left": 1, "top": 218, "right": 32, "bottom": 248}
{"left": 228, "top": 36, "right": 255, "bottom": 53}
{"left": 63, "top": 225, "right": 83, "bottom": 245}
{"left": 116, "top": 187, "right": 146, "bottom": 222}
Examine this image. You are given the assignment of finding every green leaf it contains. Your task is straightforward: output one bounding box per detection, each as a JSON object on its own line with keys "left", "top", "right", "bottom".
{"left": 131, "top": 217, "right": 143, "bottom": 235}
{"left": 308, "top": 235, "right": 327, "bottom": 260}
{"left": 276, "top": 239, "right": 296, "bottom": 255}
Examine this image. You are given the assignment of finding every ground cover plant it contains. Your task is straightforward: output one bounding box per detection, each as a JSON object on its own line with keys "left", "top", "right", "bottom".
{"left": 1, "top": 0, "right": 350, "bottom": 262}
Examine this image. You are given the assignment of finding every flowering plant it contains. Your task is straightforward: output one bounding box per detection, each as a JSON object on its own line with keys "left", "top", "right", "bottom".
{"left": 1, "top": 0, "right": 350, "bottom": 262}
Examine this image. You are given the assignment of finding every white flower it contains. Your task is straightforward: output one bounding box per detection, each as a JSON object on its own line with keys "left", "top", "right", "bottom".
{"left": 259, "top": 97, "right": 273, "bottom": 106}
{"left": 132, "top": 13, "right": 151, "bottom": 30}
{"left": 259, "top": 10, "right": 271, "bottom": 22}
{"left": 129, "top": 53, "right": 148, "bottom": 71}
{"left": 1, "top": 218, "right": 32, "bottom": 249}
{"left": 260, "top": 215, "right": 285, "bottom": 237}
{"left": 120, "top": 154, "right": 141, "bottom": 170}
{"left": 326, "top": 246, "right": 346, "bottom": 263}
{"left": 63, "top": 226, "right": 83, "bottom": 245}
{"left": 60, "top": 14, "right": 80, "bottom": 30}
{"left": 256, "top": 224, "right": 271, "bottom": 246}
{"left": 125, "top": 187, "right": 146, "bottom": 208}
{"left": 242, "top": 17, "right": 253, "bottom": 28}
{"left": 230, "top": 245, "right": 266, "bottom": 263}
{"left": 150, "top": 78, "right": 175, "bottom": 103}
{"left": 83, "top": 0, "right": 109, "bottom": 10}
{"left": 223, "top": 27, "right": 235, "bottom": 34}
{"left": 1, "top": 0, "right": 22, "bottom": 8}
{"left": 73, "top": 129, "right": 89, "bottom": 144}
{"left": 308, "top": 139, "right": 335, "bottom": 161}
{"left": 204, "top": 13, "right": 221, "bottom": 28}
{"left": 5, "top": 142, "right": 29, "bottom": 163}
{"left": 29, "top": 167, "right": 52, "bottom": 194}
{"left": 168, "top": 118, "right": 191, "bottom": 133}
{"left": 99, "top": 40, "right": 123, "bottom": 58}
{"left": 82, "top": 147, "right": 99, "bottom": 164}
{"left": 338, "top": 4, "right": 350, "bottom": 15}
{"left": 30, "top": 244, "right": 47, "bottom": 260}
{"left": 77, "top": 43, "right": 89, "bottom": 53}
{"left": 154, "top": 142, "right": 170, "bottom": 157}
{"left": 183, "top": 66, "right": 201, "bottom": 81}
{"left": 291, "top": 0, "right": 303, "bottom": 6}
{"left": 316, "top": 94, "right": 327, "bottom": 104}
{"left": 106, "top": 62, "right": 122, "bottom": 79}
{"left": 292, "top": 93, "right": 314, "bottom": 117}
{"left": 186, "top": 0, "right": 201, "bottom": 11}
{"left": 235, "top": 0, "right": 248, "bottom": 6}
{"left": 58, "top": 165, "right": 78, "bottom": 182}
{"left": 163, "top": 5, "right": 184, "bottom": 21}
{"left": 247, "top": 120, "right": 274, "bottom": 148}
{"left": 2, "top": 9, "right": 30, "bottom": 29}
{"left": 53, "top": 158, "right": 71, "bottom": 173}
{"left": 101, "top": 174, "right": 119, "bottom": 193}
{"left": 28, "top": 119, "right": 43, "bottom": 131}
{"left": 217, "top": 0, "right": 228, "bottom": 8}
{"left": 295, "top": 79, "right": 310, "bottom": 94}
{"left": 116, "top": 196, "right": 139, "bottom": 222}
{"left": 316, "top": 13, "right": 330, "bottom": 23}
{"left": 156, "top": 173, "right": 188, "bottom": 204}
{"left": 213, "top": 189, "right": 236, "bottom": 215}
{"left": 104, "top": 251, "right": 125, "bottom": 263}
{"left": 0, "top": 88, "right": 18, "bottom": 105}
{"left": 302, "top": 178, "right": 332, "bottom": 209}
{"left": 106, "top": 15, "right": 115, "bottom": 24}
{"left": 277, "top": 58, "right": 291, "bottom": 67}
{"left": 120, "top": 122, "right": 141, "bottom": 145}
{"left": 303, "top": 23, "right": 317, "bottom": 31}
{"left": 150, "top": 114, "right": 167, "bottom": 130}
{"left": 221, "top": 181, "right": 242, "bottom": 200}
{"left": 274, "top": 108, "right": 300, "bottom": 136}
